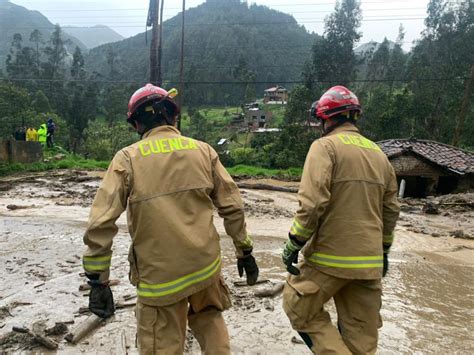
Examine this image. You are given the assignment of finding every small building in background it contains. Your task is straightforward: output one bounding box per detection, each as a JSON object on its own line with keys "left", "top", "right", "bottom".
{"left": 263, "top": 86, "right": 288, "bottom": 104}
{"left": 245, "top": 107, "right": 273, "bottom": 129}
{"left": 378, "top": 139, "right": 474, "bottom": 197}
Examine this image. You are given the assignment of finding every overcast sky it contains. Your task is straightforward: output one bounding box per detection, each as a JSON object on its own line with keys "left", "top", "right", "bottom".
{"left": 11, "top": 0, "right": 431, "bottom": 49}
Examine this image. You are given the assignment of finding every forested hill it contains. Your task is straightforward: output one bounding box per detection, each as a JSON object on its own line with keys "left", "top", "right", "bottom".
{"left": 0, "top": 0, "right": 86, "bottom": 69}
{"left": 63, "top": 25, "right": 124, "bottom": 49}
{"left": 86, "top": 1, "right": 317, "bottom": 105}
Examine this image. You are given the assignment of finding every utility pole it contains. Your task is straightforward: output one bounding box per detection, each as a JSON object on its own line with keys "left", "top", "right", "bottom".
{"left": 157, "top": 0, "right": 165, "bottom": 86}
{"left": 452, "top": 64, "right": 474, "bottom": 147}
{"left": 148, "top": 0, "right": 160, "bottom": 85}
{"left": 177, "top": 0, "right": 185, "bottom": 130}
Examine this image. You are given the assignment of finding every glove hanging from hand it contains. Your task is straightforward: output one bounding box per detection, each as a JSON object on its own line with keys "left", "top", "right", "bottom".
{"left": 282, "top": 238, "right": 303, "bottom": 275}
{"left": 87, "top": 274, "right": 115, "bottom": 318}
{"left": 237, "top": 254, "right": 259, "bottom": 285}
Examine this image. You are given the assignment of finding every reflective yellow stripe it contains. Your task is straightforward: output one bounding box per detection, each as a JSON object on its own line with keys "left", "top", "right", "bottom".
{"left": 236, "top": 235, "right": 253, "bottom": 249}
{"left": 309, "top": 252, "right": 383, "bottom": 269}
{"left": 83, "top": 255, "right": 112, "bottom": 272}
{"left": 290, "top": 218, "right": 313, "bottom": 239}
{"left": 138, "top": 257, "right": 221, "bottom": 298}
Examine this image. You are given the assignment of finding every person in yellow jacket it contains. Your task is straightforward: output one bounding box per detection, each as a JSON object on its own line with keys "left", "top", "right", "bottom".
{"left": 281, "top": 86, "right": 400, "bottom": 354}
{"left": 37, "top": 124, "right": 47, "bottom": 146}
{"left": 82, "top": 84, "right": 259, "bottom": 354}
{"left": 26, "top": 127, "right": 38, "bottom": 141}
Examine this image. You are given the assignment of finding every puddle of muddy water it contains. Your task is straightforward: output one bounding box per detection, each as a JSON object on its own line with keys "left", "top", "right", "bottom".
{"left": 1, "top": 173, "right": 474, "bottom": 354}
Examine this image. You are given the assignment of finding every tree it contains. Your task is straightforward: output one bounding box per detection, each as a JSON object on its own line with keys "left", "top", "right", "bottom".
{"left": 42, "top": 25, "right": 68, "bottom": 80}
{"left": 0, "top": 82, "right": 32, "bottom": 136}
{"left": 310, "top": 0, "right": 362, "bottom": 86}
{"left": 6, "top": 33, "right": 36, "bottom": 80}
{"left": 32, "top": 90, "right": 51, "bottom": 113}
{"left": 29, "top": 29, "right": 43, "bottom": 77}
{"left": 71, "top": 47, "right": 85, "bottom": 79}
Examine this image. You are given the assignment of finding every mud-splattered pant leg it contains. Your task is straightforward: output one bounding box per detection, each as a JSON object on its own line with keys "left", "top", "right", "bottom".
{"left": 135, "top": 300, "right": 187, "bottom": 355}
{"left": 188, "top": 277, "right": 232, "bottom": 355}
{"left": 282, "top": 265, "right": 352, "bottom": 355}
{"left": 334, "top": 279, "right": 382, "bottom": 355}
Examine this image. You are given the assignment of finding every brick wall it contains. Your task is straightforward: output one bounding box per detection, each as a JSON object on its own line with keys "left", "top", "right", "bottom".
{"left": 389, "top": 153, "right": 449, "bottom": 177}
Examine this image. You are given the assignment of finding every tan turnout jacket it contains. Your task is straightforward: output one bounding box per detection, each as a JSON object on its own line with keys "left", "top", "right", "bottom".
{"left": 289, "top": 123, "right": 400, "bottom": 279}
{"left": 83, "top": 126, "right": 253, "bottom": 306}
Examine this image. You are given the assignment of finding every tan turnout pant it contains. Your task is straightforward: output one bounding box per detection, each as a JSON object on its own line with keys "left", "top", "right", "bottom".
{"left": 136, "top": 277, "right": 232, "bottom": 355}
{"left": 283, "top": 264, "right": 382, "bottom": 355}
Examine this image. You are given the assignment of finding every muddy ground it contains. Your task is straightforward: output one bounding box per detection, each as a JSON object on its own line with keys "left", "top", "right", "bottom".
{"left": 0, "top": 170, "right": 473, "bottom": 354}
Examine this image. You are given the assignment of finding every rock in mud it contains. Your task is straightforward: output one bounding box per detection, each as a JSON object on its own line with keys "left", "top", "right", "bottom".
{"left": 431, "top": 232, "right": 441, "bottom": 238}
{"left": 291, "top": 336, "right": 305, "bottom": 345}
{"left": 451, "top": 230, "right": 464, "bottom": 238}
{"left": 422, "top": 202, "right": 440, "bottom": 215}
{"left": 45, "top": 322, "right": 69, "bottom": 336}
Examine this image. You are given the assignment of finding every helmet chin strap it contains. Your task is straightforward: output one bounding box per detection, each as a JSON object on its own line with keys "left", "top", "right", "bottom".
{"left": 321, "top": 118, "right": 348, "bottom": 137}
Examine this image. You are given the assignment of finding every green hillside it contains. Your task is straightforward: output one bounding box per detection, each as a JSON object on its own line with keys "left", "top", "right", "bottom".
{"left": 63, "top": 25, "right": 124, "bottom": 49}
{"left": 86, "top": 0, "right": 317, "bottom": 105}
{"left": 0, "top": 0, "right": 86, "bottom": 70}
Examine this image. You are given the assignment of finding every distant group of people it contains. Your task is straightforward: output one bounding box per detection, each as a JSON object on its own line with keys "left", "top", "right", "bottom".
{"left": 14, "top": 118, "right": 56, "bottom": 148}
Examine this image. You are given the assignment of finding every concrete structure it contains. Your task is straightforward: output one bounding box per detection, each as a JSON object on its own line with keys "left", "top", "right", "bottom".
{"left": 378, "top": 139, "right": 474, "bottom": 197}
{"left": 245, "top": 108, "right": 272, "bottom": 129}
{"left": 0, "top": 140, "right": 43, "bottom": 164}
{"left": 263, "top": 86, "right": 288, "bottom": 104}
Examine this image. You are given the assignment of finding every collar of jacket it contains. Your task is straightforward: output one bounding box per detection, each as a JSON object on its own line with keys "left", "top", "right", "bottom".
{"left": 142, "top": 125, "right": 181, "bottom": 139}
{"left": 325, "top": 123, "right": 360, "bottom": 137}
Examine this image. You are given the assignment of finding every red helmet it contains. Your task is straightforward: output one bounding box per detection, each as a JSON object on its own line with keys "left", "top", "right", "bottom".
{"left": 127, "top": 84, "right": 180, "bottom": 124}
{"left": 312, "top": 86, "right": 361, "bottom": 120}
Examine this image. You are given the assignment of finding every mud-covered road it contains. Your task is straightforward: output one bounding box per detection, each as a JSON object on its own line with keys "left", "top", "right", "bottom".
{"left": 1, "top": 170, "right": 473, "bottom": 354}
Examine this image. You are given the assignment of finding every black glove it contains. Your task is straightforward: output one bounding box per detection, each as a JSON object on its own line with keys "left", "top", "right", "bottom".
{"left": 383, "top": 253, "right": 389, "bottom": 277}
{"left": 282, "top": 239, "right": 301, "bottom": 276}
{"left": 237, "top": 254, "right": 259, "bottom": 285}
{"left": 87, "top": 276, "right": 115, "bottom": 318}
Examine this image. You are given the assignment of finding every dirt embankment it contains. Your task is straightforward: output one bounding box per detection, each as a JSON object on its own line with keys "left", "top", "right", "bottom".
{"left": 0, "top": 170, "right": 473, "bottom": 353}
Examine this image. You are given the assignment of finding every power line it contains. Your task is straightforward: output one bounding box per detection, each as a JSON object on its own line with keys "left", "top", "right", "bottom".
{"left": 49, "top": 8, "right": 428, "bottom": 19}
{"left": 56, "top": 15, "right": 427, "bottom": 25}
{"left": 0, "top": 77, "right": 467, "bottom": 85}
{"left": 34, "top": 1, "right": 433, "bottom": 12}
{"left": 1, "top": 17, "right": 427, "bottom": 31}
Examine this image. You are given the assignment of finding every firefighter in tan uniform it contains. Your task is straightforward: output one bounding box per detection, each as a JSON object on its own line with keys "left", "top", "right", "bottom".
{"left": 282, "top": 86, "right": 400, "bottom": 354}
{"left": 82, "top": 84, "right": 259, "bottom": 354}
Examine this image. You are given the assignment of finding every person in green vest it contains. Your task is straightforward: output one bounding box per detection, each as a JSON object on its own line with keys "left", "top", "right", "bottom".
{"left": 38, "top": 123, "right": 47, "bottom": 146}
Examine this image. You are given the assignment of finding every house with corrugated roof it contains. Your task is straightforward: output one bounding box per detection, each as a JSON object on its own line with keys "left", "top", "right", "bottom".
{"left": 263, "top": 86, "right": 288, "bottom": 104}
{"left": 377, "top": 139, "right": 474, "bottom": 197}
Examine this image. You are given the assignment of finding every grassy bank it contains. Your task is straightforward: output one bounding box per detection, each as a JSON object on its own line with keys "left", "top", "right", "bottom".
{"left": 227, "top": 165, "right": 302, "bottom": 178}
{"left": 1, "top": 158, "right": 301, "bottom": 179}
{"left": 0, "top": 158, "right": 109, "bottom": 177}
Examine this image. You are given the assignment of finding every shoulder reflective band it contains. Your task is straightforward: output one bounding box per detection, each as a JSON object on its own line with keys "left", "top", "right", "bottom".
{"left": 138, "top": 257, "right": 221, "bottom": 298}
{"left": 309, "top": 253, "right": 383, "bottom": 269}
{"left": 235, "top": 235, "right": 253, "bottom": 249}
{"left": 290, "top": 218, "right": 313, "bottom": 239}
{"left": 83, "top": 255, "right": 112, "bottom": 272}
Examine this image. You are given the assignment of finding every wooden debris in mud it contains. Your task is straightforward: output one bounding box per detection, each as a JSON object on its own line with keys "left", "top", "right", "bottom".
{"left": 236, "top": 183, "right": 298, "bottom": 193}
{"left": 254, "top": 282, "right": 285, "bottom": 298}
{"left": 65, "top": 314, "right": 104, "bottom": 344}
{"left": 233, "top": 279, "right": 270, "bottom": 287}
{"left": 6, "top": 204, "right": 37, "bottom": 210}
{"left": 12, "top": 326, "right": 58, "bottom": 350}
